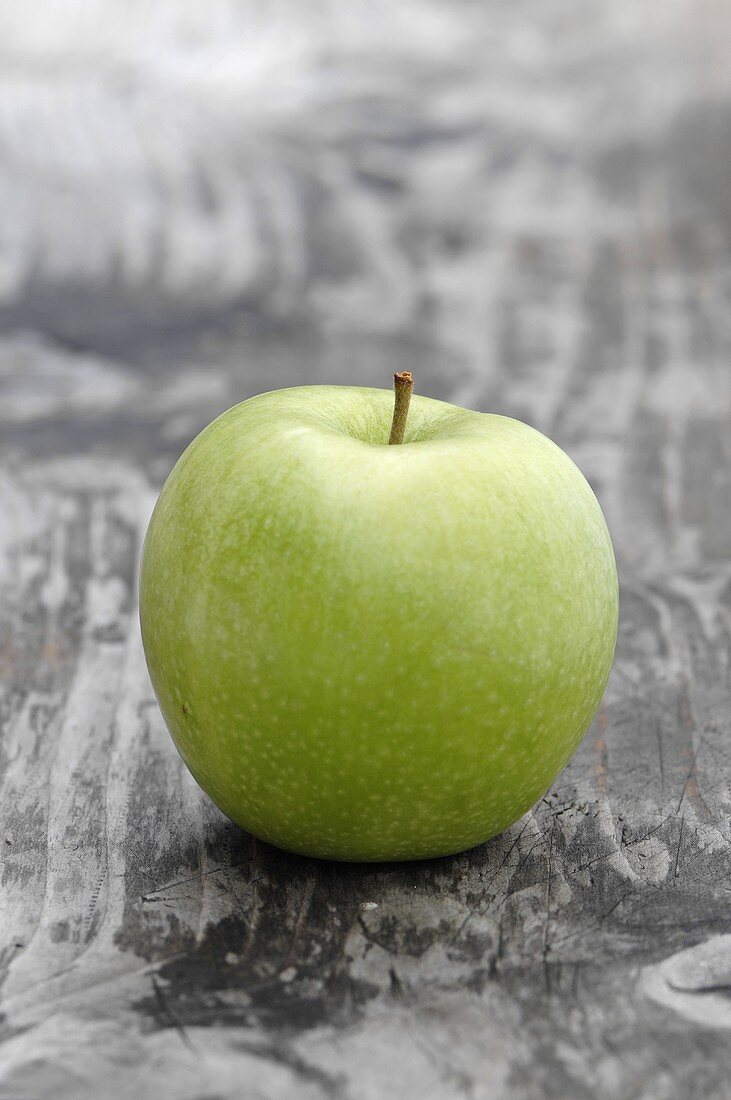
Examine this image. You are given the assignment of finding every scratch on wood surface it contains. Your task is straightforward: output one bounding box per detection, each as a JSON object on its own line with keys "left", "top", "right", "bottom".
{"left": 594, "top": 706, "right": 609, "bottom": 797}
{"left": 542, "top": 819, "right": 555, "bottom": 993}
{"left": 446, "top": 816, "right": 532, "bottom": 947}
{"left": 676, "top": 691, "right": 713, "bottom": 823}
{"left": 150, "top": 975, "right": 196, "bottom": 1052}
{"left": 236, "top": 837, "right": 264, "bottom": 967}
{"left": 654, "top": 719, "right": 666, "bottom": 793}
{"left": 673, "top": 815, "right": 686, "bottom": 879}
{"left": 280, "top": 875, "right": 316, "bottom": 974}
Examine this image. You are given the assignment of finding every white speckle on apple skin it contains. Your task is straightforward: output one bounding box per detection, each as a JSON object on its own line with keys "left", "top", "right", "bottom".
{"left": 140, "top": 385, "right": 618, "bottom": 862}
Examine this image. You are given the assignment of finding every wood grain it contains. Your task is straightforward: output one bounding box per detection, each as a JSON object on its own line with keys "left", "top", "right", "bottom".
{"left": 1, "top": 1, "right": 731, "bottom": 1097}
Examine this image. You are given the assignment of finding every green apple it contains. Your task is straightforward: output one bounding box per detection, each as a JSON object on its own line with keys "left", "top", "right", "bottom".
{"left": 140, "top": 377, "right": 618, "bottom": 862}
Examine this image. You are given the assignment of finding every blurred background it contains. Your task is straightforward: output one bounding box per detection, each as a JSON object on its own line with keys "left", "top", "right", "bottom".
{"left": 2, "top": 4, "right": 731, "bottom": 1097}
{"left": 3, "top": 0, "right": 730, "bottom": 491}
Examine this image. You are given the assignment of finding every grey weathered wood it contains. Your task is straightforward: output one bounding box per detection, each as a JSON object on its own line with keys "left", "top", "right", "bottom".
{"left": 2, "top": 2, "right": 731, "bottom": 1097}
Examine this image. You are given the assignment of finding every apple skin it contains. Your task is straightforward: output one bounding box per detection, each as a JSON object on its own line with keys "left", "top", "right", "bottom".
{"left": 140, "top": 386, "right": 618, "bottom": 861}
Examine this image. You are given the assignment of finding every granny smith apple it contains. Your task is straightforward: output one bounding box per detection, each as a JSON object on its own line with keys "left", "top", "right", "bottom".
{"left": 140, "top": 376, "right": 618, "bottom": 861}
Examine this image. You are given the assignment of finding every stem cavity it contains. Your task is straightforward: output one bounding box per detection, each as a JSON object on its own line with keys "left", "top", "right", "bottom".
{"left": 388, "top": 371, "right": 414, "bottom": 445}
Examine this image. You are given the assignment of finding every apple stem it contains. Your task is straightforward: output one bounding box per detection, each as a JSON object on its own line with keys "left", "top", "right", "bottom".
{"left": 388, "top": 371, "right": 414, "bottom": 445}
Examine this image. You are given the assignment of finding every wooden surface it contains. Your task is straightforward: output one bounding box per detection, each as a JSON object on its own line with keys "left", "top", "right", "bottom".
{"left": 2, "top": 2, "right": 731, "bottom": 1097}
